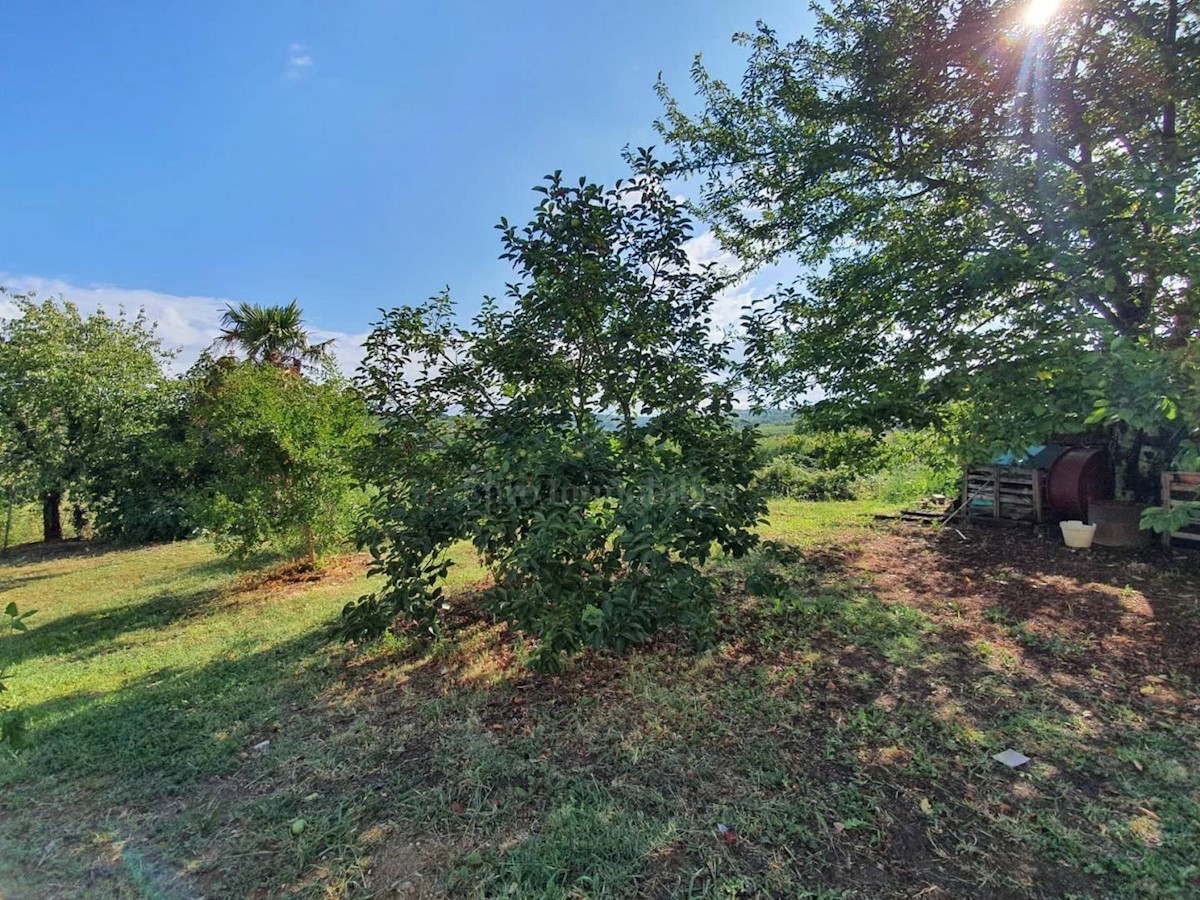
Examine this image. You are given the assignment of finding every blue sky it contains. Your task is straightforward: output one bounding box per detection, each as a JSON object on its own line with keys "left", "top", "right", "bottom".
{"left": 0, "top": 1, "right": 812, "bottom": 370}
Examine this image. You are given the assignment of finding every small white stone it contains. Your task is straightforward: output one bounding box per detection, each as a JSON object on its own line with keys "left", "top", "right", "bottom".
{"left": 993, "top": 749, "right": 1030, "bottom": 768}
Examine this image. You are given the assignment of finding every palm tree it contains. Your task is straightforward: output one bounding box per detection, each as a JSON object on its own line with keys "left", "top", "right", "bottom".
{"left": 217, "top": 300, "right": 333, "bottom": 373}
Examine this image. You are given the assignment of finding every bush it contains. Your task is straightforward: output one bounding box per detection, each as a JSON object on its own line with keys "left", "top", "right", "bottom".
{"left": 852, "top": 428, "right": 959, "bottom": 502}
{"left": 754, "top": 426, "right": 959, "bottom": 503}
{"left": 87, "top": 383, "right": 203, "bottom": 543}
{"left": 188, "top": 362, "right": 368, "bottom": 566}
{"left": 853, "top": 463, "right": 956, "bottom": 503}
{"left": 757, "top": 428, "right": 878, "bottom": 470}
{"left": 873, "top": 428, "right": 958, "bottom": 474}
{"left": 341, "top": 156, "right": 764, "bottom": 670}
{"left": 754, "top": 457, "right": 857, "bottom": 501}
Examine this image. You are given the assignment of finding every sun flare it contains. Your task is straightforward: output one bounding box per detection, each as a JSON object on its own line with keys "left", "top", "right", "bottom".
{"left": 1024, "top": 0, "right": 1061, "bottom": 27}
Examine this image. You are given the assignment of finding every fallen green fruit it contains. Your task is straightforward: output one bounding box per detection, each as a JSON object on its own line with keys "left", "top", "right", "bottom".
{"left": 291, "top": 819, "right": 307, "bottom": 836}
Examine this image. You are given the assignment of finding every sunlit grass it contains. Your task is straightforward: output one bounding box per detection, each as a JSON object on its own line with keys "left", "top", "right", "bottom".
{"left": 2, "top": 542, "right": 365, "bottom": 709}
{"left": 0, "top": 500, "right": 1195, "bottom": 898}
{"left": 757, "top": 497, "right": 897, "bottom": 544}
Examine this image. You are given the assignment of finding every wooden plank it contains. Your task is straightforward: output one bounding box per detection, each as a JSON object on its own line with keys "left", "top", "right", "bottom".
{"left": 1163, "top": 471, "right": 1173, "bottom": 549}
{"left": 1163, "top": 472, "right": 1200, "bottom": 549}
{"left": 963, "top": 464, "right": 1051, "bottom": 526}
{"left": 1033, "top": 470, "right": 1044, "bottom": 523}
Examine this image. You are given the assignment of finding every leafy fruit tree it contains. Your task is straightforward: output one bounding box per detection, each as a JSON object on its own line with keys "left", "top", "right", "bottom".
{"left": 217, "top": 300, "right": 333, "bottom": 374}
{"left": 658, "top": 0, "right": 1198, "bottom": 497}
{"left": 188, "top": 360, "right": 368, "bottom": 567}
{"left": 341, "top": 151, "right": 765, "bottom": 670}
{"left": 0, "top": 292, "right": 170, "bottom": 541}
{"left": 85, "top": 376, "right": 211, "bottom": 544}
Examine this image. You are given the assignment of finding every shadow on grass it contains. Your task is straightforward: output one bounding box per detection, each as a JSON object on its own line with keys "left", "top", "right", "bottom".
{"left": 1, "top": 557, "right": 237, "bottom": 666}
{"left": 0, "top": 570, "right": 63, "bottom": 590}
{"left": 851, "top": 524, "right": 1200, "bottom": 678}
{"left": 676, "top": 531, "right": 1200, "bottom": 896}
{"left": 0, "top": 537, "right": 104, "bottom": 566}
{"left": 406, "top": 534, "right": 1198, "bottom": 898}
{"left": 0, "top": 624, "right": 350, "bottom": 898}
{"left": 3, "top": 526, "right": 1197, "bottom": 898}
{"left": 6, "top": 628, "right": 337, "bottom": 795}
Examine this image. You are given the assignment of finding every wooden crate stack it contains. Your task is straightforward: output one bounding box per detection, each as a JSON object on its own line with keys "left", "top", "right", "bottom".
{"left": 963, "top": 465, "right": 1048, "bottom": 524}
{"left": 1161, "top": 472, "right": 1200, "bottom": 550}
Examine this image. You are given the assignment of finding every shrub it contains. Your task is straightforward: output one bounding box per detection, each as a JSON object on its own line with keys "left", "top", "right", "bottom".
{"left": 188, "top": 362, "right": 368, "bottom": 566}
{"left": 341, "top": 154, "right": 764, "bottom": 670}
{"left": 853, "top": 463, "right": 956, "bottom": 503}
{"left": 754, "top": 425, "right": 959, "bottom": 503}
{"left": 754, "top": 457, "right": 857, "bottom": 501}
{"left": 852, "top": 428, "right": 960, "bottom": 502}
{"left": 756, "top": 428, "right": 879, "bottom": 471}
{"left": 789, "top": 428, "right": 880, "bottom": 471}
{"left": 873, "top": 428, "right": 958, "bottom": 475}
{"left": 86, "top": 383, "right": 203, "bottom": 543}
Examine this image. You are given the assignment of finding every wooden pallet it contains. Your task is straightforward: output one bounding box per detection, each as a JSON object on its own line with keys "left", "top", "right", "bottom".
{"left": 963, "top": 465, "right": 1047, "bottom": 524}
{"left": 1161, "top": 472, "right": 1200, "bottom": 550}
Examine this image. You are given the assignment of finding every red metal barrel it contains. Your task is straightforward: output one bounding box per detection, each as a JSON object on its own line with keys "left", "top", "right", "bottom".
{"left": 1047, "top": 448, "right": 1113, "bottom": 520}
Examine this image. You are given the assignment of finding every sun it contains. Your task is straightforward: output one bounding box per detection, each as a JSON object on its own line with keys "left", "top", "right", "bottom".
{"left": 1024, "top": 0, "right": 1061, "bottom": 27}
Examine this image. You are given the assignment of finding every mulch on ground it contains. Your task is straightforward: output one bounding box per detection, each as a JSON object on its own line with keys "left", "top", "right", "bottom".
{"left": 852, "top": 523, "right": 1200, "bottom": 681}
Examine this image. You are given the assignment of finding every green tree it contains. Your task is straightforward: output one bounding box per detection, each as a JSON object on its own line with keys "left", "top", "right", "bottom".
{"left": 341, "top": 152, "right": 764, "bottom": 670}
{"left": 0, "top": 292, "right": 170, "bottom": 541}
{"left": 658, "top": 0, "right": 1198, "bottom": 486}
{"left": 217, "top": 300, "right": 334, "bottom": 374}
{"left": 189, "top": 361, "right": 367, "bottom": 567}
{"left": 85, "top": 376, "right": 209, "bottom": 543}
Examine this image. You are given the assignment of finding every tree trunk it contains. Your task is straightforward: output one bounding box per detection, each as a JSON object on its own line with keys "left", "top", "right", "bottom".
{"left": 72, "top": 503, "right": 89, "bottom": 539}
{"left": 41, "top": 490, "right": 63, "bottom": 542}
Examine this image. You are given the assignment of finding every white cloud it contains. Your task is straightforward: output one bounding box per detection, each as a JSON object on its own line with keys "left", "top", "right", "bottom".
{"left": 683, "top": 230, "right": 739, "bottom": 273}
{"left": 0, "top": 273, "right": 367, "bottom": 376}
{"left": 710, "top": 285, "right": 755, "bottom": 338}
{"left": 683, "top": 230, "right": 755, "bottom": 338}
{"left": 284, "top": 42, "right": 314, "bottom": 80}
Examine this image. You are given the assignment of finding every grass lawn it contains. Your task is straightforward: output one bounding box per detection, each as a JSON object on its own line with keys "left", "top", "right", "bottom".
{"left": 0, "top": 501, "right": 1197, "bottom": 898}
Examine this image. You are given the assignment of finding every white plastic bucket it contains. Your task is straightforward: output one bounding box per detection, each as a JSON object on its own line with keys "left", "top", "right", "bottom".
{"left": 1060, "top": 520, "right": 1096, "bottom": 549}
